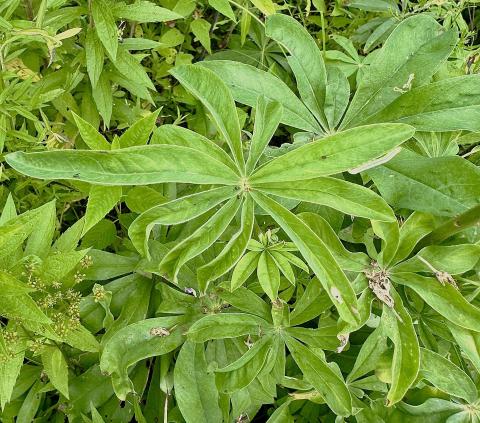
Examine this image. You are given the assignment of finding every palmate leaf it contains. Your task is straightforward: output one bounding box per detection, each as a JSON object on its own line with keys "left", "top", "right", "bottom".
{"left": 5, "top": 145, "right": 240, "bottom": 186}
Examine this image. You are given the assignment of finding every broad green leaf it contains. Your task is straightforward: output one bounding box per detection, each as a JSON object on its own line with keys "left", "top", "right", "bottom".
{"left": 112, "top": 48, "right": 155, "bottom": 90}
{"left": 216, "top": 335, "right": 273, "bottom": 392}
{"left": 449, "top": 324, "right": 480, "bottom": 374}
{"left": 125, "top": 186, "right": 167, "bottom": 213}
{"left": 114, "top": 110, "right": 159, "bottom": 149}
{"left": 250, "top": 124, "right": 415, "bottom": 183}
{"left": 419, "top": 348, "right": 477, "bottom": 403}
{"left": 285, "top": 325, "right": 340, "bottom": 351}
{"left": 347, "top": 325, "right": 388, "bottom": 383}
{"left": 85, "top": 27, "right": 104, "bottom": 88}
{"left": 257, "top": 251, "right": 281, "bottom": 300}
{"left": 24, "top": 199, "right": 56, "bottom": 259}
{"left": 199, "top": 60, "right": 320, "bottom": 132}
{"left": 285, "top": 336, "right": 352, "bottom": 416}
{"left": 391, "top": 273, "right": 480, "bottom": 331}
{"left": 231, "top": 250, "right": 260, "bottom": 291}
{"left": 171, "top": 65, "right": 245, "bottom": 173}
{"left": 83, "top": 185, "right": 122, "bottom": 236}
{"left": 174, "top": 341, "right": 222, "bottom": 423}
{"left": 39, "top": 249, "right": 88, "bottom": 284}
{"left": 72, "top": 112, "right": 110, "bottom": 150}
{"left": 324, "top": 65, "right": 350, "bottom": 130}
{"left": 256, "top": 176, "right": 396, "bottom": 222}
{"left": 249, "top": 0, "right": 276, "bottom": 15}
{"left": 394, "top": 244, "right": 480, "bottom": 275}
{"left": 53, "top": 218, "right": 85, "bottom": 252}
{"left": 41, "top": 346, "right": 69, "bottom": 399}
{"left": 0, "top": 271, "right": 51, "bottom": 324}
{"left": 113, "top": 1, "right": 182, "bottom": 22}
{"left": 369, "top": 149, "right": 480, "bottom": 216}
{"left": 100, "top": 316, "right": 185, "bottom": 400}
{"left": 251, "top": 191, "right": 359, "bottom": 325}
{"left": 159, "top": 197, "right": 241, "bottom": 284}
{"left": 246, "top": 97, "right": 282, "bottom": 174}
{"left": 382, "top": 289, "right": 420, "bottom": 406}
{"left": 187, "top": 313, "right": 271, "bottom": 343}
{"left": 365, "top": 75, "right": 480, "bottom": 132}
{"left": 6, "top": 145, "right": 240, "bottom": 186}
{"left": 129, "top": 186, "right": 236, "bottom": 257}
{"left": 341, "top": 15, "right": 457, "bottom": 128}
{"left": 152, "top": 124, "right": 238, "bottom": 172}
{"left": 392, "top": 212, "right": 435, "bottom": 264}
{"left": 92, "top": 0, "right": 118, "bottom": 60}
{"left": 208, "top": 0, "right": 236, "bottom": 20}
{"left": 266, "top": 14, "right": 327, "bottom": 130}
{"left": 299, "top": 212, "right": 369, "bottom": 272}
{"left": 191, "top": 18, "right": 211, "bottom": 54}
{"left": 198, "top": 195, "right": 254, "bottom": 291}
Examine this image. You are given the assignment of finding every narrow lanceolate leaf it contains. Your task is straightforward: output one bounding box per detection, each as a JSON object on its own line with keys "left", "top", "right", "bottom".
{"left": 42, "top": 346, "right": 69, "bottom": 399}
{"left": 255, "top": 177, "right": 396, "bottom": 222}
{"left": 72, "top": 112, "right": 110, "bottom": 150}
{"left": 199, "top": 60, "right": 320, "bottom": 133}
{"left": 372, "top": 220, "right": 400, "bottom": 267}
{"left": 151, "top": 124, "right": 238, "bottom": 172}
{"left": 246, "top": 97, "right": 282, "bottom": 174}
{"left": 208, "top": 0, "right": 236, "bottom": 21}
{"left": 391, "top": 273, "right": 480, "bottom": 332}
{"left": 369, "top": 149, "right": 480, "bottom": 216}
{"left": 419, "top": 348, "right": 477, "bottom": 403}
{"left": 174, "top": 342, "right": 223, "bottom": 423}
{"left": 113, "top": 1, "right": 183, "bottom": 23}
{"left": 324, "top": 66, "right": 350, "bottom": 131}
{"left": 198, "top": 195, "right": 254, "bottom": 291}
{"left": 265, "top": 14, "right": 327, "bottom": 130}
{"left": 364, "top": 75, "right": 480, "bottom": 132}
{"left": 449, "top": 324, "right": 480, "bottom": 374}
{"left": 341, "top": 15, "right": 457, "bottom": 128}
{"left": 24, "top": 200, "right": 56, "bottom": 259}
{"left": 187, "top": 313, "right": 272, "bottom": 343}
{"left": 100, "top": 316, "right": 185, "bottom": 400}
{"left": 231, "top": 251, "right": 260, "bottom": 291}
{"left": 92, "top": 0, "right": 118, "bottom": 60}
{"left": 251, "top": 191, "right": 360, "bottom": 325}
{"left": 257, "top": 251, "right": 281, "bottom": 301}
{"left": 6, "top": 145, "right": 240, "bottom": 186}
{"left": 382, "top": 289, "right": 420, "bottom": 406}
{"left": 83, "top": 185, "right": 122, "bottom": 236}
{"left": 85, "top": 27, "right": 104, "bottom": 88}
{"left": 129, "top": 186, "right": 236, "bottom": 257}
{"left": 285, "top": 336, "right": 352, "bottom": 416}
{"left": 250, "top": 124, "right": 415, "bottom": 183}
{"left": 115, "top": 110, "right": 160, "bottom": 148}
{"left": 171, "top": 65, "right": 245, "bottom": 173}
{"left": 159, "top": 197, "right": 241, "bottom": 284}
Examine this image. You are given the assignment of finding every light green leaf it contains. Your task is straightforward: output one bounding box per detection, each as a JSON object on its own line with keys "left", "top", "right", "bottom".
{"left": 341, "top": 15, "right": 457, "bottom": 128}
{"left": 6, "top": 145, "right": 239, "bottom": 186}
{"left": 115, "top": 110, "right": 159, "bottom": 148}
{"left": 83, "top": 185, "right": 122, "bottom": 236}
{"left": 24, "top": 200, "right": 56, "bottom": 259}
{"left": 72, "top": 112, "right": 110, "bottom": 150}
{"left": 365, "top": 75, "right": 480, "bottom": 132}
{"left": 324, "top": 65, "right": 350, "bottom": 130}
{"left": 250, "top": 124, "right": 414, "bottom": 183}
{"left": 113, "top": 1, "right": 182, "bottom": 23}
{"left": 285, "top": 336, "right": 352, "bottom": 416}
{"left": 391, "top": 273, "right": 480, "bottom": 332}
{"left": 100, "top": 316, "right": 185, "bottom": 400}
{"left": 246, "top": 97, "right": 282, "bottom": 174}
{"left": 92, "top": 0, "right": 118, "bottom": 60}
{"left": 231, "top": 250, "right": 260, "bottom": 291}
{"left": 42, "top": 346, "right": 69, "bottom": 399}
{"left": 159, "top": 197, "right": 241, "bottom": 284}
{"left": 113, "top": 48, "right": 155, "bottom": 90}
{"left": 449, "top": 324, "right": 480, "bottom": 374}
{"left": 171, "top": 65, "right": 245, "bottom": 173}
{"left": 270, "top": 251, "right": 295, "bottom": 284}
{"left": 251, "top": 191, "right": 359, "bottom": 325}
{"left": 266, "top": 14, "right": 327, "bottom": 130}
{"left": 198, "top": 195, "right": 254, "bottom": 291}
{"left": 382, "top": 289, "right": 420, "bottom": 406}
{"left": 369, "top": 149, "right": 480, "bottom": 216}
{"left": 187, "top": 313, "right": 271, "bottom": 343}
{"left": 257, "top": 251, "right": 281, "bottom": 300}
{"left": 249, "top": 0, "right": 276, "bottom": 15}
{"left": 191, "top": 18, "right": 211, "bottom": 54}
{"left": 85, "top": 27, "right": 104, "bottom": 88}
{"left": 420, "top": 348, "right": 477, "bottom": 403}
{"left": 92, "top": 72, "right": 113, "bottom": 126}
{"left": 256, "top": 176, "right": 395, "bottom": 222}
{"left": 174, "top": 341, "right": 222, "bottom": 423}
{"left": 372, "top": 220, "right": 400, "bottom": 267}
{"left": 208, "top": 0, "right": 236, "bottom": 20}
{"left": 129, "top": 186, "right": 236, "bottom": 257}
{"left": 199, "top": 60, "right": 320, "bottom": 133}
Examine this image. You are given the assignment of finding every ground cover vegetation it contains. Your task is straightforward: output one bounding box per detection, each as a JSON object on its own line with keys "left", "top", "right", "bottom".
{"left": 1, "top": 0, "right": 480, "bottom": 421}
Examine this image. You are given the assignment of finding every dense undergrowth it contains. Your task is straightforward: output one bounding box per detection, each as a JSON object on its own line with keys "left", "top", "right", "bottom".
{"left": 1, "top": 0, "right": 480, "bottom": 422}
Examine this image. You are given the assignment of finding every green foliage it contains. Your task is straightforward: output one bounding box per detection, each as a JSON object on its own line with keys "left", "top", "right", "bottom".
{"left": 1, "top": 1, "right": 480, "bottom": 422}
